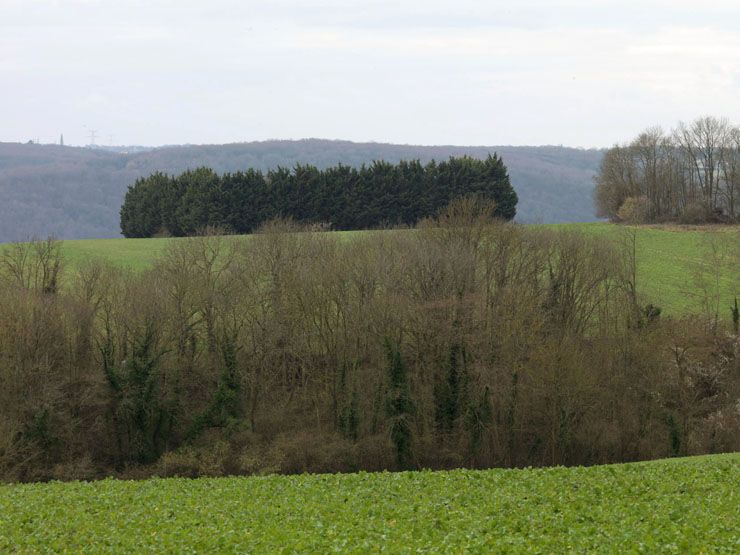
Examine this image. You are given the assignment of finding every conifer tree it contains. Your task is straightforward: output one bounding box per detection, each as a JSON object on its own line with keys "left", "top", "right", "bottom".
{"left": 120, "top": 156, "right": 518, "bottom": 237}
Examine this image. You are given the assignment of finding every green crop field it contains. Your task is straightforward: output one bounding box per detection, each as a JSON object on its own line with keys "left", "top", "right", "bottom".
{"left": 4, "top": 223, "right": 738, "bottom": 315}
{"left": 1, "top": 454, "right": 738, "bottom": 552}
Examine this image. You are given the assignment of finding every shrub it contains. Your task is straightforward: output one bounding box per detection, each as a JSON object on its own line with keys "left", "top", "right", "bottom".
{"left": 679, "top": 201, "right": 713, "bottom": 224}
{"left": 617, "top": 196, "right": 649, "bottom": 224}
{"left": 157, "top": 441, "right": 231, "bottom": 478}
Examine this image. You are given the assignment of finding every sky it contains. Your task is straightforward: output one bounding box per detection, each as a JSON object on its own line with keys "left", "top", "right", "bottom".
{"left": 2, "top": 0, "right": 740, "bottom": 148}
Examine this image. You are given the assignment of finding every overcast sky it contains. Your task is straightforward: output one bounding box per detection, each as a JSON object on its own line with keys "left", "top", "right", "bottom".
{"left": 2, "top": 0, "right": 739, "bottom": 148}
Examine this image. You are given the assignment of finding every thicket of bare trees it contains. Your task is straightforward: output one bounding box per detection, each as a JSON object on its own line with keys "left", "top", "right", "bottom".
{"left": 595, "top": 116, "right": 740, "bottom": 223}
{"left": 1, "top": 200, "right": 738, "bottom": 482}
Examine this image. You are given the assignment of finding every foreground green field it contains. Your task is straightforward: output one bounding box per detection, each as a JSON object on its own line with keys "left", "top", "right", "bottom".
{"left": 1, "top": 454, "right": 738, "bottom": 552}
{"left": 5, "top": 223, "right": 738, "bottom": 315}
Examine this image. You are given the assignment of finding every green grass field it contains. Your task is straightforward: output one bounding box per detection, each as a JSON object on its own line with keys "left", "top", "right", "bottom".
{"left": 1, "top": 454, "right": 737, "bottom": 552}
{"left": 52, "top": 223, "right": 738, "bottom": 315}
{"left": 558, "top": 223, "right": 738, "bottom": 315}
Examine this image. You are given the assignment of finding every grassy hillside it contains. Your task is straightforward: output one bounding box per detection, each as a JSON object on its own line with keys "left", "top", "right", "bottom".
{"left": 568, "top": 223, "right": 738, "bottom": 315}
{"left": 60, "top": 236, "right": 174, "bottom": 271}
{"left": 56, "top": 223, "right": 738, "bottom": 315}
{"left": 1, "top": 454, "right": 737, "bottom": 552}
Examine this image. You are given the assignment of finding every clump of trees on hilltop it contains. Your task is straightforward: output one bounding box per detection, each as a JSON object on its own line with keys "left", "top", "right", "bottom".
{"left": 595, "top": 116, "right": 740, "bottom": 224}
{"left": 119, "top": 155, "right": 517, "bottom": 237}
{"left": 1, "top": 199, "right": 738, "bottom": 482}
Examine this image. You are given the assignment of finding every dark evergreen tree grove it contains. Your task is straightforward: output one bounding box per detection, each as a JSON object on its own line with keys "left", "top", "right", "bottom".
{"left": 175, "top": 168, "right": 223, "bottom": 235}
{"left": 119, "top": 172, "right": 169, "bottom": 238}
{"left": 119, "top": 155, "right": 517, "bottom": 237}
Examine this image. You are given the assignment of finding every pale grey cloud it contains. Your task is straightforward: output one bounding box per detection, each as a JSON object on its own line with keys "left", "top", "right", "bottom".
{"left": 1, "top": 0, "right": 739, "bottom": 147}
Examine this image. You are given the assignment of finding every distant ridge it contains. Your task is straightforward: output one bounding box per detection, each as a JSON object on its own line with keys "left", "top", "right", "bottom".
{"left": 0, "top": 139, "right": 604, "bottom": 242}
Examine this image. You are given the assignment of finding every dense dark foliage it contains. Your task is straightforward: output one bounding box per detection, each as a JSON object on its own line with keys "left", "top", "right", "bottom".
{"left": 0, "top": 140, "right": 603, "bottom": 242}
{"left": 119, "top": 156, "right": 517, "bottom": 236}
{"left": 1, "top": 201, "right": 738, "bottom": 482}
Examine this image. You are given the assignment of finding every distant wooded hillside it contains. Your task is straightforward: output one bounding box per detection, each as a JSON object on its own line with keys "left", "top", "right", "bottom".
{"left": 0, "top": 140, "right": 604, "bottom": 241}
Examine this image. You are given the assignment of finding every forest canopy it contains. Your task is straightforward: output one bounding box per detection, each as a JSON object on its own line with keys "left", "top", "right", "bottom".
{"left": 594, "top": 116, "right": 740, "bottom": 224}
{"left": 119, "top": 155, "right": 518, "bottom": 237}
{"left": 2, "top": 203, "right": 738, "bottom": 482}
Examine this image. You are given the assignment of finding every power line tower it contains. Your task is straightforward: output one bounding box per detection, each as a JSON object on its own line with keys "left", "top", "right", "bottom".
{"left": 88, "top": 129, "right": 98, "bottom": 146}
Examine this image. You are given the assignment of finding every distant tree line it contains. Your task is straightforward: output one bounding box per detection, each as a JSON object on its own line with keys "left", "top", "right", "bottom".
{"left": 595, "top": 116, "right": 740, "bottom": 224}
{"left": 2, "top": 200, "right": 738, "bottom": 482}
{"left": 119, "top": 155, "right": 518, "bottom": 237}
{"left": 0, "top": 141, "right": 600, "bottom": 243}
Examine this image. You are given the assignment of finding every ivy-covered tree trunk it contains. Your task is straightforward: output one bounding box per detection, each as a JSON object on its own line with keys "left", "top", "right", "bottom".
{"left": 434, "top": 342, "right": 468, "bottom": 436}
{"left": 101, "top": 321, "right": 171, "bottom": 465}
{"left": 385, "top": 340, "right": 415, "bottom": 470}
